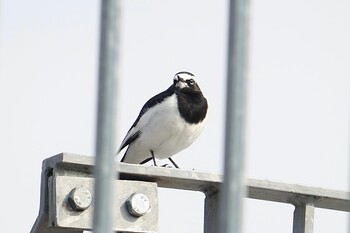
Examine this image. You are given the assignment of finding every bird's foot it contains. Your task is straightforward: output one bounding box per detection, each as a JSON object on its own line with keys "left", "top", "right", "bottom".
{"left": 161, "top": 164, "right": 173, "bottom": 168}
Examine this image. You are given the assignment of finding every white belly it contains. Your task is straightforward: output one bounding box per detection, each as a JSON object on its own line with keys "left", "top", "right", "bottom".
{"left": 122, "top": 95, "right": 205, "bottom": 163}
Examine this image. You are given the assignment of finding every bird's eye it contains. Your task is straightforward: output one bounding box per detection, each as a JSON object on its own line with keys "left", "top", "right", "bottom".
{"left": 187, "top": 79, "right": 195, "bottom": 86}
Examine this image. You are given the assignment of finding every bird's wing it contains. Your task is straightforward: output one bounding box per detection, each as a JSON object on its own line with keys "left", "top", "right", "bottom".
{"left": 118, "top": 128, "right": 141, "bottom": 152}
{"left": 118, "top": 85, "right": 175, "bottom": 153}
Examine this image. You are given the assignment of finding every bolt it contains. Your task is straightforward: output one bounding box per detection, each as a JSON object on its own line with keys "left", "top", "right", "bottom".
{"left": 126, "top": 192, "right": 151, "bottom": 217}
{"left": 68, "top": 187, "right": 92, "bottom": 211}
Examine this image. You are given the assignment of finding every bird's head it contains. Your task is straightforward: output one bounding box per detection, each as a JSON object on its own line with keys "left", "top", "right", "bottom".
{"left": 173, "top": 71, "right": 202, "bottom": 94}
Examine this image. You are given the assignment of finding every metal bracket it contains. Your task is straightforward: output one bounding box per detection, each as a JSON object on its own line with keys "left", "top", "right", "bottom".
{"left": 51, "top": 176, "right": 158, "bottom": 232}
{"left": 31, "top": 154, "right": 159, "bottom": 233}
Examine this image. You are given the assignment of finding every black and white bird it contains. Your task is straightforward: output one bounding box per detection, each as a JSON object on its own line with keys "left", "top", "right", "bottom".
{"left": 118, "top": 71, "right": 208, "bottom": 168}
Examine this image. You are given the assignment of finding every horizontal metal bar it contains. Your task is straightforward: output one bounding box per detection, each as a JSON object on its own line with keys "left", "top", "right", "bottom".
{"left": 50, "top": 153, "right": 221, "bottom": 195}
{"left": 45, "top": 153, "right": 350, "bottom": 212}
{"left": 247, "top": 179, "right": 349, "bottom": 211}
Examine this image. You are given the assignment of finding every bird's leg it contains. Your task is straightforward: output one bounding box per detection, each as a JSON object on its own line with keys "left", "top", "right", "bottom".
{"left": 140, "top": 157, "right": 152, "bottom": 165}
{"left": 150, "top": 150, "right": 157, "bottom": 166}
{"left": 168, "top": 157, "right": 180, "bottom": 169}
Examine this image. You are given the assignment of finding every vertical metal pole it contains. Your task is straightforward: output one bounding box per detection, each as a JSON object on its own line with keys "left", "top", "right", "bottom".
{"left": 204, "top": 192, "right": 219, "bottom": 233}
{"left": 219, "top": 0, "right": 249, "bottom": 233}
{"left": 93, "top": 0, "right": 120, "bottom": 233}
{"left": 293, "top": 204, "right": 315, "bottom": 233}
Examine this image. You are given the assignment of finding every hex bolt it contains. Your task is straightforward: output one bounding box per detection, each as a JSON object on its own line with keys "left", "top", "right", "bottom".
{"left": 68, "top": 187, "right": 92, "bottom": 211}
{"left": 126, "top": 192, "right": 151, "bottom": 217}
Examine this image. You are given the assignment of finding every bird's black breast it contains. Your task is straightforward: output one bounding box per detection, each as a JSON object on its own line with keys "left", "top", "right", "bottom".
{"left": 176, "top": 91, "right": 208, "bottom": 124}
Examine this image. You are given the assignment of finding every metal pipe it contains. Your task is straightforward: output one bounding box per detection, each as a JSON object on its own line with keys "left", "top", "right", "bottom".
{"left": 93, "top": 0, "right": 120, "bottom": 233}
{"left": 219, "top": 0, "right": 249, "bottom": 232}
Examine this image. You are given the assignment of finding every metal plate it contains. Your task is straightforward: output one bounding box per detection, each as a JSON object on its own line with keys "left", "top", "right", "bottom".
{"left": 52, "top": 176, "right": 158, "bottom": 232}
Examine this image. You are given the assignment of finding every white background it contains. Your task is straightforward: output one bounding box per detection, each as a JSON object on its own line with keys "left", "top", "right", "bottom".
{"left": 0, "top": 0, "right": 349, "bottom": 232}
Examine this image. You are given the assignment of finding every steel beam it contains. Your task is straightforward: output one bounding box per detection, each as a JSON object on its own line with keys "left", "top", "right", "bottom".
{"left": 45, "top": 153, "right": 349, "bottom": 212}
{"left": 31, "top": 153, "right": 350, "bottom": 233}
{"left": 246, "top": 179, "right": 349, "bottom": 212}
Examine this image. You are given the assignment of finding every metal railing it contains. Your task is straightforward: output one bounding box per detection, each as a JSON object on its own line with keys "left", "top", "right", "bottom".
{"left": 30, "top": 153, "right": 350, "bottom": 233}
{"left": 30, "top": 1, "right": 350, "bottom": 233}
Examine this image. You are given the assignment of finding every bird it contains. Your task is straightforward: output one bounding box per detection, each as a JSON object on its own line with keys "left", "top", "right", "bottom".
{"left": 118, "top": 71, "right": 208, "bottom": 168}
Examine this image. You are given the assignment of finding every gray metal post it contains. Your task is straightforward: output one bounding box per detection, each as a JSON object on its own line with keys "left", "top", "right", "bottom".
{"left": 204, "top": 192, "right": 219, "bottom": 233}
{"left": 93, "top": 0, "right": 120, "bottom": 233}
{"left": 219, "top": 0, "right": 249, "bottom": 233}
{"left": 293, "top": 204, "right": 315, "bottom": 233}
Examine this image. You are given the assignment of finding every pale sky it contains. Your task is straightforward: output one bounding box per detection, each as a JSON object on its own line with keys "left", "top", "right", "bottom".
{"left": 0, "top": 0, "right": 349, "bottom": 233}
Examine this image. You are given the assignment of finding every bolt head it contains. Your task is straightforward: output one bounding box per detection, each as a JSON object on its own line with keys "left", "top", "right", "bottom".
{"left": 68, "top": 187, "right": 92, "bottom": 211}
{"left": 126, "top": 192, "right": 151, "bottom": 217}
